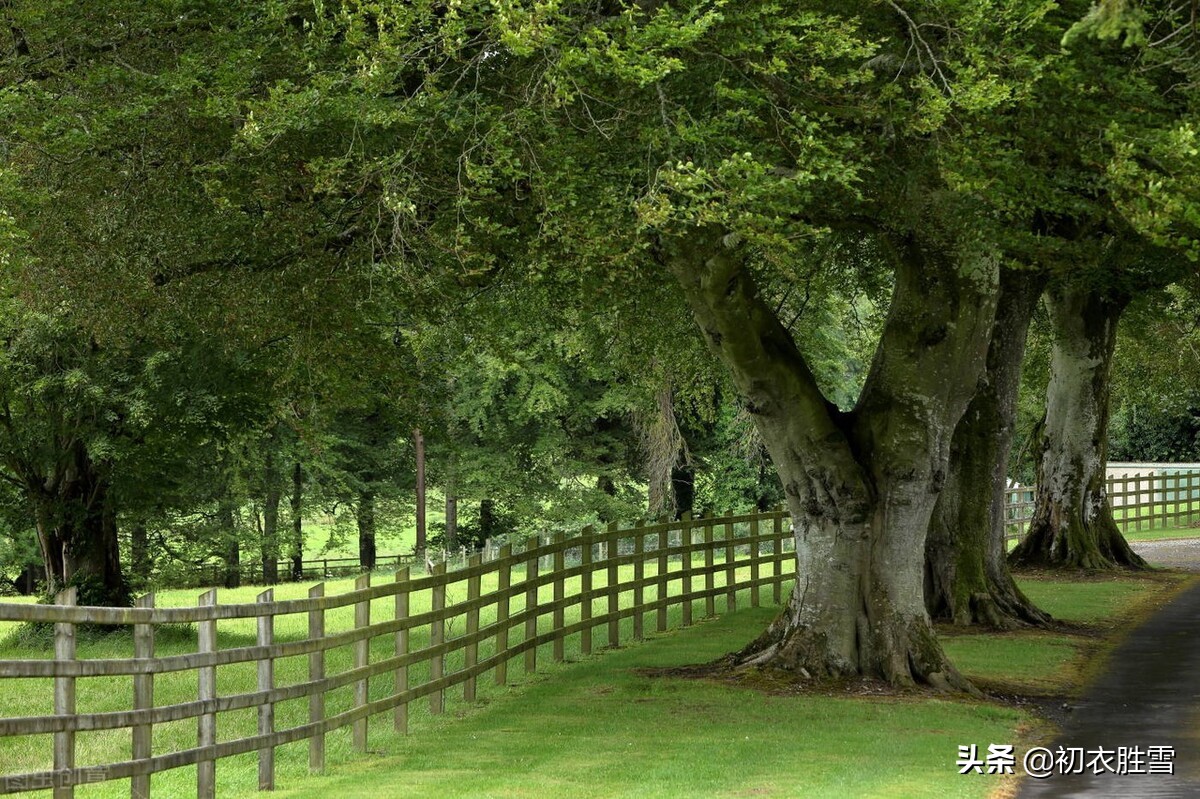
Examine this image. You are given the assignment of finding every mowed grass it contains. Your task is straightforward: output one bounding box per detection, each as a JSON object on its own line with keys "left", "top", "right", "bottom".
{"left": 0, "top": 552, "right": 1187, "bottom": 798}
{"left": 1002, "top": 521, "right": 1200, "bottom": 551}
{"left": 275, "top": 606, "right": 1023, "bottom": 799}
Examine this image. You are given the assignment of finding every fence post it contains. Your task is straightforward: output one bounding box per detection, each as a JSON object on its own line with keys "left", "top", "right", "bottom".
{"left": 749, "top": 515, "right": 761, "bottom": 608}
{"left": 632, "top": 522, "right": 645, "bottom": 641}
{"left": 580, "top": 527, "right": 594, "bottom": 655}
{"left": 607, "top": 522, "right": 620, "bottom": 648}
{"left": 1191, "top": 473, "right": 1197, "bottom": 526}
{"left": 308, "top": 584, "right": 325, "bottom": 772}
{"left": 524, "top": 540, "right": 540, "bottom": 675}
{"left": 495, "top": 545, "right": 512, "bottom": 686}
{"left": 1148, "top": 472, "right": 1156, "bottom": 529}
{"left": 680, "top": 511, "right": 693, "bottom": 627}
{"left": 353, "top": 573, "right": 371, "bottom": 749}
{"left": 1132, "top": 473, "right": 1141, "bottom": 531}
{"left": 725, "top": 513, "right": 737, "bottom": 612}
{"left": 1106, "top": 473, "right": 1116, "bottom": 530}
{"left": 197, "top": 588, "right": 217, "bottom": 799}
{"left": 657, "top": 519, "right": 669, "bottom": 633}
{"left": 394, "top": 567, "right": 410, "bottom": 733}
{"left": 773, "top": 511, "right": 784, "bottom": 605}
{"left": 1163, "top": 473, "right": 1171, "bottom": 528}
{"left": 257, "top": 589, "right": 275, "bottom": 791}
{"left": 132, "top": 592, "right": 154, "bottom": 799}
{"left": 552, "top": 533, "right": 565, "bottom": 662}
{"left": 704, "top": 515, "right": 716, "bottom": 618}
{"left": 464, "top": 554, "right": 482, "bottom": 701}
{"left": 53, "top": 586, "right": 77, "bottom": 799}
{"left": 430, "top": 562, "right": 446, "bottom": 714}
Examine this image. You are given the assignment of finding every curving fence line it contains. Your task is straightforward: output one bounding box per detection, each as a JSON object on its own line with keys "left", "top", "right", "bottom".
{"left": 0, "top": 509, "right": 795, "bottom": 798}
{"left": 3, "top": 473, "right": 1197, "bottom": 799}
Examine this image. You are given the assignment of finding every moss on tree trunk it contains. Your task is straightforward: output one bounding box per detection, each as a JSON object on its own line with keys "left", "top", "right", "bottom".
{"left": 666, "top": 226, "right": 996, "bottom": 690}
{"left": 925, "top": 268, "right": 1051, "bottom": 628}
{"left": 1009, "top": 282, "right": 1145, "bottom": 571}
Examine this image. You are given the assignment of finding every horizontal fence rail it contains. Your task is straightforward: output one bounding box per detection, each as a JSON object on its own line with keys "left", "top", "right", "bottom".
{"left": 1003, "top": 471, "right": 1200, "bottom": 541}
{"left": 0, "top": 508, "right": 796, "bottom": 797}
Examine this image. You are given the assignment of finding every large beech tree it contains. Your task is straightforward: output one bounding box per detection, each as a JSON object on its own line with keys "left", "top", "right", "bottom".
{"left": 666, "top": 222, "right": 996, "bottom": 687}
{"left": 1009, "top": 278, "right": 1144, "bottom": 569}
{"left": 1004, "top": 2, "right": 1200, "bottom": 570}
{"left": 1010, "top": 244, "right": 1191, "bottom": 570}
{"left": 924, "top": 0, "right": 1200, "bottom": 605}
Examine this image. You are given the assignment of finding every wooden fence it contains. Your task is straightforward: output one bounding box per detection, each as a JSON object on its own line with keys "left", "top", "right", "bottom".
{"left": 174, "top": 553, "right": 426, "bottom": 590}
{"left": 1002, "top": 470, "right": 1200, "bottom": 540}
{"left": 0, "top": 509, "right": 795, "bottom": 798}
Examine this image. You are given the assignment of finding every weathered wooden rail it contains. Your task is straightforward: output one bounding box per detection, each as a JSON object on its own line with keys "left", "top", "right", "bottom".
{"left": 0, "top": 509, "right": 795, "bottom": 797}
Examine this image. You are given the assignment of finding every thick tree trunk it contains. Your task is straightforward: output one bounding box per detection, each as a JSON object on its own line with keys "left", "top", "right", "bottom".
{"left": 414, "top": 427, "right": 426, "bottom": 554}
{"left": 261, "top": 448, "right": 281, "bottom": 585}
{"left": 32, "top": 447, "right": 130, "bottom": 607}
{"left": 357, "top": 489, "right": 377, "bottom": 570}
{"left": 1009, "top": 283, "right": 1146, "bottom": 570}
{"left": 16, "top": 562, "right": 43, "bottom": 595}
{"left": 445, "top": 455, "right": 458, "bottom": 549}
{"left": 665, "top": 226, "right": 996, "bottom": 689}
{"left": 130, "top": 522, "right": 150, "bottom": 590}
{"left": 925, "top": 268, "right": 1052, "bottom": 628}
{"left": 290, "top": 461, "right": 304, "bottom": 581}
{"left": 221, "top": 501, "right": 241, "bottom": 589}
{"left": 479, "top": 498, "right": 498, "bottom": 541}
{"left": 671, "top": 464, "right": 695, "bottom": 519}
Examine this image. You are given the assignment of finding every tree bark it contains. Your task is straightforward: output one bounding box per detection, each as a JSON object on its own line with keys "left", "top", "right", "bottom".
{"left": 1009, "top": 282, "right": 1147, "bottom": 570}
{"left": 130, "top": 521, "right": 149, "bottom": 590}
{"left": 924, "top": 267, "right": 1052, "bottom": 628}
{"left": 290, "top": 461, "right": 304, "bottom": 581}
{"left": 31, "top": 445, "right": 130, "bottom": 607}
{"left": 261, "top": 447, "right": 281, "bottom": 585}
{"left": 671, "top": 464, "right": 695, "bottom": 519}
{"left": 665, "top": 226, "right": 996, "bottom": 690}
{"left": 445, "top": 453, "right": 458, "bottom": 549}
{"left": 479, "top": 498, "right": 498, "bottom": 541}
{"left": 414, "top": 427, "right": 426, "bottom": 554}
{"left": 357, "top": 489, "right": 377, "bottom": 570}
{"left": 221, "top": 500, "right": 241, "bottom": 589}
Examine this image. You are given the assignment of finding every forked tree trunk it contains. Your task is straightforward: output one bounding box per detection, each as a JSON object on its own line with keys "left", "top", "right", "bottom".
{"left": 1009, "top": 283, "right": 1146, "bottom": 570}
{"left": 666, "top": 226, "right": 997, "bottom": 689}
{"left": 925, "top": 268, "right": 1052, "bottom": 628}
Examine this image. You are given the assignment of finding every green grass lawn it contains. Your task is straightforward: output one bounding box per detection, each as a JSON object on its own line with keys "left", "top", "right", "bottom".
{"left": 0, "top": 558, "right": 1185, "bottom": 799}
{"left": 1121, "top": 525, "right": 1200, "bottom": 542}
{"left": 1003, "top": 521, "right": 1200, "bottom": 551}
{"left": 274, "top": 607, "right": 1024, "bottom": 799}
